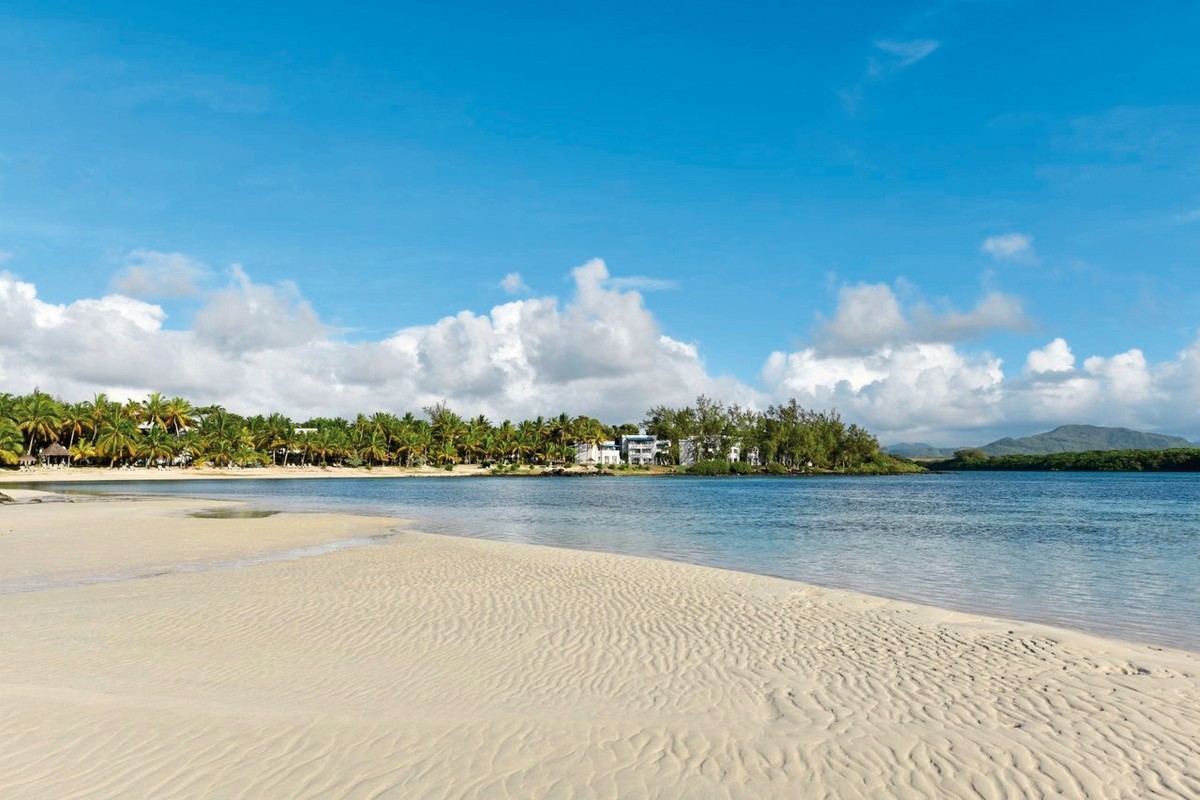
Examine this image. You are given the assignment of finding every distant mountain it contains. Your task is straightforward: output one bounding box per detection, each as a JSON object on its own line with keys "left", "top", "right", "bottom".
{"left": 979, "top": 425, "right": 1193, "bottom": 457}
{"left": 883, "top": 442, "right": 957, "bottom": 459}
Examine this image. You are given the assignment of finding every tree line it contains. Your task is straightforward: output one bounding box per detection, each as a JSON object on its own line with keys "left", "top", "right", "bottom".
{"left": 929, "top": 448, "right": 1200, "bottom": 472}
{"left": 645, "top": 396, "right": 912, "bottom": 472}
{"left": 1, "top": 389, "right": 908, "bottom": 473}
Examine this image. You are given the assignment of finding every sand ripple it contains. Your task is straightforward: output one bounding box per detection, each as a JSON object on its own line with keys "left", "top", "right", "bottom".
{"left": 2, "top": 519, "right": 1198, "bottom": 798}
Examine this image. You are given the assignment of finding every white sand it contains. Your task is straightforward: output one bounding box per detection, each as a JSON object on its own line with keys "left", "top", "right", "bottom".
{"left": 1, "top": 499, "right": 1197, "bottom": 798}
{"left": 1, "top": 463, "right": 542, "bottom": 483}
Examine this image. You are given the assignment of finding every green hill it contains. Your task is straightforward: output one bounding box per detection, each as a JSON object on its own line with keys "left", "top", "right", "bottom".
{"left": 979, "top": 425, "right": 1192, "bottom": 456}
{"left": 882, "top": 442, "right": 956, "bottom": 459}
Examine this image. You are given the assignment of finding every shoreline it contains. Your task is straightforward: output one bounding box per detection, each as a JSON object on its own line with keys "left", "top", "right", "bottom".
{"left": 7, "top": 480, "right": 1195, "bottom": 655}
{"left": 2, "top": 495, "right": 1198, "bottom": 796}
{"left": 1, "top": 464, "right": 509, "bottom": 483}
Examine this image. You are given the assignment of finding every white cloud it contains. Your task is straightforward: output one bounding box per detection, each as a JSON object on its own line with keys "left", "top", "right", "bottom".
{"left": 764, "top": 342, "right": 1006, "bottom": 437}
{"left": 1025, "top": 337, "right": 1075, "bottom": 374}
{"left": 499, "top": 272, "right": 528, "bottom": 295}
{"left": 0, "top": 258, "right": 752, "bottom": 423}
{"left": 819, "top": 283, "right": 909, "bottom": 352}
{"left": 767, "top": 282, "right": 1200, "bottom": 442}
{"left": 817, "top": 282, "right": 1029, "bottom": 354}
{"left": 913, "top": 292, "right": 1031, "bottom": 341}
{"left": 981, "top": 233, "right": 1035, "bottom": 262}
{"left": 4, "top": 253, "right": 1200, "bottom": 442}
{"left": 111, "top": 249, "right": 212, "bottom": 298}
{"left": 872, "top": 39, "right": 941, "bottom": 72}
{"left": 193, "top": 265, "right": 326, "bottom": 353}
{"left": 843, "top": 35, "right": 941, "bottom": 115}
{"left": 607, "top": 276, "right": 678, "bottom": 292}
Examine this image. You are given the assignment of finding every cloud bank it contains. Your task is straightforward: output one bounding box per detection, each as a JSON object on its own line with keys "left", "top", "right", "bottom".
{"left": 0, "top": 257, "right": 748, "bottom": 424}
{"left": 764, "top": 283, "right": 1200, "bottom": 442}
{"left": 2, "top": 255, "right": 1198, "bottom": 442}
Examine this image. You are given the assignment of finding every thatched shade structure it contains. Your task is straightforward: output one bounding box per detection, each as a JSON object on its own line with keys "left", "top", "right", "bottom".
{"left": 39, "top": 442, "right": 70, "bottom": 465}
{"left": 18, "top": 454, "right": 36, "bottom": 467}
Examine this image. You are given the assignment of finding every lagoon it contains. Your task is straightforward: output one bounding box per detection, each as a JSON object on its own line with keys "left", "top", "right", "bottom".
{"left": 25, "top": 471, "right": 1200, "bottom": 651}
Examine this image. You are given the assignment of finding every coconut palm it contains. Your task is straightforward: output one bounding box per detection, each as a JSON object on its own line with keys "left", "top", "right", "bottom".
{"left": 84, "top": 393, "right": 112, "bottom": 444}
{"left": 14, "top": 392, "right": 63, "bottom": 455}
{"left": 358, "top": 430, "right": 391, "bottom": 466}
{"left": 68, "top": 441, "right": 99, "bottom": 465}
{"left": 138, "top": 425, "right": 179, "bottom": 467}
{"left": 163, "top": 396, "right": 198, "bottom": 436}
{"left": 95, "top": 417, "right": 140, "bottom": 467}
{"left": 59, "top": 402, "right": 91, "bottom": 451}
{"left": 140, "top": 392, "right": 170, "bottom": 430}
{"left": 0, "top": 419, "right": 23, "bottom": 465}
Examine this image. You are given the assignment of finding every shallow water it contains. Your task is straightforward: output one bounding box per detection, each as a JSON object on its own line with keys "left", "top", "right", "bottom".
{"left": 15, "top": 472, "right": 1200, "bottom": 650}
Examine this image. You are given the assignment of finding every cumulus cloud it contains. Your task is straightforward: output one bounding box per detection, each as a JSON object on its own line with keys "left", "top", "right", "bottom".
{"left": 816, "top": 283, "right": 1029, "bottom": 354}
{"left": 110, "top": 249, "right": 212, "bottom": 298}
{"left": 499, "top": 272, "right": 528, "bottom": 295}
{"left": 1025, "top": 337, "right": 1075, "bottom": 374}
{"left": 0, "top": 257, "right": 751, "bottom": 423}
{"left": 766, "top": 281, "right": 1200, "bottom": 442}
{"left": 193, "top": 265, "right": 326, "bottom": 353}
{"left": 4, "top": 252, "right": 1200, "bottom": 442}
{"left": 981, "top": 233, "right": 1035, "bottom": 262}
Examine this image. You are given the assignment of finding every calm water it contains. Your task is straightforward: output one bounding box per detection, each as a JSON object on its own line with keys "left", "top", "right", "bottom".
{"left": 15, "top": 472, "right": 1200, "bottom": 651}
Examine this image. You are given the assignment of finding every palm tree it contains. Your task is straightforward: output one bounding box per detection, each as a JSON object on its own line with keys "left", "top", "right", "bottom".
{"left": 140, "top": 392, "right": 170, "bottom": 430}
{"left": 255, "top": 412, "right": 293, "bottom": 466}
{"left": 14, "top": 392, "right": 63, "bottom": 455}
{"left": 59, "top": 402, "right": 91, "bottom": 452}
{"left": 163, "top": 396, "right": 198, "bottom": 436}
{"left": 84, "top": 393, "right": 111, "bottom": 444}
{"left": 0, "top": 419, "right": 23, "bottom": 465}
{"left": 68, "top": 440, "right": 99, "bottom": 465}
{"left": 359, "top": 430, "right": 391, "bottom": 466}
{"left": 95, "top": 417, "right": 140, "bottom": 467}
{"left": 138, "top": 425, "right": 179, "bottom": 467}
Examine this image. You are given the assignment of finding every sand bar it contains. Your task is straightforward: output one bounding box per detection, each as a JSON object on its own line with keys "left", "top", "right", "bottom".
{"left": 1, "top": 498, "right": 1198, "bottom": 798}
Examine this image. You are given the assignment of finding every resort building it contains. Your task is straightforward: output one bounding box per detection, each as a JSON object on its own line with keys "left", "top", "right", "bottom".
{"left": 678, "top": 438, "right": 762, "bottom": 467}
{"left": 618, "top": 435, "right": 658, "bottom": 466}
{"left": 573, "top": 441, "right": 621, "bottom": 466}
{"left": 729, "top": 443, "right": 763, "bottom": 467}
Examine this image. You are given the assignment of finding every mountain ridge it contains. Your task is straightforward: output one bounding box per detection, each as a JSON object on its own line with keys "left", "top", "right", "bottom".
{"left": 885, "top": 425, "right": 1194, "bottom": 459}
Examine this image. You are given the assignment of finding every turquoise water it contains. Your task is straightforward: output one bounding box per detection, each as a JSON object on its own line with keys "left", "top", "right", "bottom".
{"left": 17, "top": 472, "right": 1200, "bottom": 651}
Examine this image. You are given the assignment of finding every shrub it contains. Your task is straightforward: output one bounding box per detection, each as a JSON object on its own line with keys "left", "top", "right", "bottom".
{"left": 729, "top": 460, "right": 754, "bottom": 475}
{"left": 687, "top": 459, "right": 731, "bottom": 475}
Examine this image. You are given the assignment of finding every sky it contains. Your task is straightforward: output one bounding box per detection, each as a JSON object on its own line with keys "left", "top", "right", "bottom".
{"left": 2, "top": 0, "right": 1199, "bottom": 445}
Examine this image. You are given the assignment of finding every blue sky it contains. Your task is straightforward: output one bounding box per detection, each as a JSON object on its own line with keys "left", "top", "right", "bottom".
{"left": 2, "top": 1, "right": 1199, "bottom": 443}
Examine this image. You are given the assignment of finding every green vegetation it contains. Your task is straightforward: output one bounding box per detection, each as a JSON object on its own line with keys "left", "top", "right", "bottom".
{"left": 648, "top": 397, "right": 920, "bottom": 474}
{"left": 929, "top": 448, "right": 1200, "bottom": 472}
{"left": 0, "top": 388, "right": 918, "bottom": 475}
{"left": 977, "top": 425, "right": 1193, "bottom": 457}
{"left": 891, "top": 425, "right": 1196, "bottom": 460}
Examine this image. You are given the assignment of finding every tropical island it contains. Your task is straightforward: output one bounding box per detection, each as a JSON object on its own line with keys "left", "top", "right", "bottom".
{"left": 1, "top": 390, "right": 919, "bottom": 476}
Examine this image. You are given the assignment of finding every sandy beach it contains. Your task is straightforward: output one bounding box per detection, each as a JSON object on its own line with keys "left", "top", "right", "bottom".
{"left": 0, "top": 464, "right": 500, "bottom": 484}
{"left": 2, "top": 495, "right": 1198, "bottom": 798}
